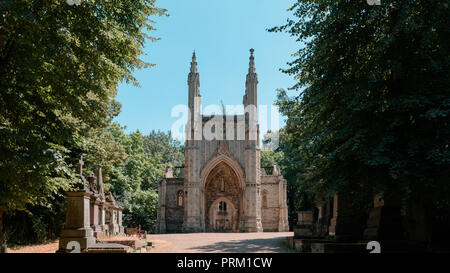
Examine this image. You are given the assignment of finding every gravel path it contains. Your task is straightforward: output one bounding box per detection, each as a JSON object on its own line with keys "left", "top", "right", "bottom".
{"left": 7, "top": 240, "right": 59, "bottom": 253}
{"left": 147, "top": 232, "right": 293, "bottom": 253}
{"left": 7, "top": 232, "right": 293, "bottom": 253}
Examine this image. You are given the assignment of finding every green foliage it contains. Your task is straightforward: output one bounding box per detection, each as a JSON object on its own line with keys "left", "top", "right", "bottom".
{"left": 107, "top": 124, "right": 162, "bottom": 193}
{"left": 143, "top": 130, "right": 184, "bottom": 166}
{"left": 143, "top": 130, "right": 184, "bottom": 177}
{"left": 3, "top": 194, "right": 67, "bottom": 246}
{"left": 2, "top": 122, "right": 180, "bottom": 244}
{"left": 122, "top": 189, "right": 158, "bottom": 233}
{"left": 261, "top": 150, "right": 283, "bottom": 168}
{"left": 0, "top": 0, "right": 167, "bottom": 248}
{"left": 0, "top": 0, "right": 167, "bottom": 211}
{"left": 261, "top": 127, "right": 313, "bottom": 227}
{"left": 84, "top": 128, "right": 127, "bottom": 169}
{"left": 260, "top": 129, "right": 311, "bottom": 227}
{"left": 105, "top": 123, "right": 183, "bottom": 232}
{"left": 270, "top": 0, "right": 449, "bottom": 215}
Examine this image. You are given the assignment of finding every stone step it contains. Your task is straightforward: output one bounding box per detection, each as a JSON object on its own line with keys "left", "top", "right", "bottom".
{"left": 86, "top": 243, "right": 130, "bottom": 253}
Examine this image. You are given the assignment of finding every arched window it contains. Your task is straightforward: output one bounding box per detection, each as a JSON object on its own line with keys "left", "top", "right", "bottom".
{"left": 177, "top": 190, "right": 184, "bottom": 207}
{"left": 262, "top": 190, "right": 268, "bottom": 208}
{"left": 218, "top": 201, "right": 227, "bottom": 212}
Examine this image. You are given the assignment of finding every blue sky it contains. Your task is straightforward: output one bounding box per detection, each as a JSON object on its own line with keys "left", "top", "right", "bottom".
{"left": 114, "top": 0, "right": 299, "bottom": 140}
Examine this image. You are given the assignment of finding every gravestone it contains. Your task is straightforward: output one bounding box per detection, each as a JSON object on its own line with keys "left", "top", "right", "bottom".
{"left": 58, "top": 156, "right": 126, "bottom": 253}
{"left": 87, "top": 173, "right": 103, "bottom": 237}
{"left": 328, "top": 194, "right": 363, "bottom": 242}
{"left": 294, "top": 211, "right": 313, "bottom": 238}
{"left": 91, "top": 197, "right": 104, "bottom": 237}
{"left": 118, "top": 210, "right": 124, "bottom": 234}
{"left": 105, "top": 192, "right": 124, "bottom": 236}
{"left": 363, "top": 192, "right": 405, "bottom": 241}
{"left": 58, "top": 190, "right": 96, "bottom": 252}
{"left": 58, "top": 157, "right": 96, "bottom": 252}
{"left": 313, "top": 200, "right": 330, "bottom": 237}
{"left": 99, "top": 202, "right": 108, "bottom": 236}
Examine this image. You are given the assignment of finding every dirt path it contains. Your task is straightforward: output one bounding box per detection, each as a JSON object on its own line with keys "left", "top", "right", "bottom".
{"left": 147, "top": 232, "right": 293, "bottom": 253}
{"left": 6, "top": 232, "right": 293, "bottom": 253}
{"left": 7, "top": 240, "right": 59, "bottom": 253}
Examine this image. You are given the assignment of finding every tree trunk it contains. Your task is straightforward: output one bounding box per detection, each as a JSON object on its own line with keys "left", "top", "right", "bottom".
{"left": 0, "top": 208, "right": 7, "bottom": 253}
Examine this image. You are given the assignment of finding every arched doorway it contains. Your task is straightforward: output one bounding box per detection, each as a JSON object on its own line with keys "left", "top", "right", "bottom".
{"left": 209, "top": 198, "right": 236, "bottom": 232}
{"left": 204, "top": 161, "right": 241, "bottom": 232}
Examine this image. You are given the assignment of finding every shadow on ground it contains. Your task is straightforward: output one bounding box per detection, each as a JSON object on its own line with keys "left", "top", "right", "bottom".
{"left": 187, "top": 237, "right": 289, "bottom": 253}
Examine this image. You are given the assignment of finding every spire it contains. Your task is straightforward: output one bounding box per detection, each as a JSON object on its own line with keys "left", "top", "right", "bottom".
{"left": 244, "top": 48, "right": 258, "bottom": 108}
{"left": 248, "top": 48, "right": 255, "bottom": 74}
{"left": 190, "top": 51, "right": 198, "bottom": 73}
{"left": 187, "top": 51, "right": 201, "bottom": 131}
{"left": 188, "top": 50, "right": 200, "bottom": 93}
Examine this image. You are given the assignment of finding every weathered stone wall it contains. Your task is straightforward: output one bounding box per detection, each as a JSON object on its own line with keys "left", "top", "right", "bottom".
{"left": 199, "top": 117, "right": 246, "bottom": 172}
{"left": 261, "top": 175, "right": 284, "bottom": 232}
{"left": 158, "top": 167, "right": 289, "bottom": 233}
{"left": 164, "top": 179, "right": 184, "bottom": 233}
{"left": 261, "top": 172, "right": 288, "bottom": 231}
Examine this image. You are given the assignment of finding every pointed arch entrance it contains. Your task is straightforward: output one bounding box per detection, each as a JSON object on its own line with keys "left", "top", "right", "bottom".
{"left": 201, "top": 156, "right": 244, "bottom": 232}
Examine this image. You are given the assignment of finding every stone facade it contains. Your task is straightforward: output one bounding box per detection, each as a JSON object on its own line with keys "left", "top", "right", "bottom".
{"left": 156, "top": 50, "right": 289, "bottom": 233}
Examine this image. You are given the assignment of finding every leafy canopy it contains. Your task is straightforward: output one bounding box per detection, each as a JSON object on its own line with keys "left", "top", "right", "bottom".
{"left": 0, "top": 0, "right": 167, "bottom": 210}
{"left": 105, "top": 123, "right": 183, "bottom": 232}
{"left": 270, "top": 0, "right": 449, "bottom": 209}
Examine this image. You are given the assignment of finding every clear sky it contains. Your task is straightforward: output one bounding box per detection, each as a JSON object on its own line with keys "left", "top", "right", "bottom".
{"left": 114, "top": 0, "right": 299, "bottom": 141}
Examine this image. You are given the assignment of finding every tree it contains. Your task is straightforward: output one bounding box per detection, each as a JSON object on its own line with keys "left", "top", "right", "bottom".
{"left": 143, "top": 130, "right": 184, "bottom": 168}
{"left": 104, "top": 124, "right": 185, "bottom": 233}
{"left": 260, "top": 130, "right": 283, "bottom": 173}
{"left": 270, "top": 0, "right": 449, "bottom": 232}
{"left": 105, "top": 124, "right": 161, "bottom": 231}
{"left": 0, "top": 0, "right": 167, "bottom": 250}
{"left": 261, "top": 129, "right": 310, "bottom": 227}
{"left": 261, "top": 127, "right": 312, "bottom": 227}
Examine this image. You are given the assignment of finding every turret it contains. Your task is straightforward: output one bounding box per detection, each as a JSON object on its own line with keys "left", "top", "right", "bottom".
{"left": 187, "top": 51, "right": 202, "bottom": 142}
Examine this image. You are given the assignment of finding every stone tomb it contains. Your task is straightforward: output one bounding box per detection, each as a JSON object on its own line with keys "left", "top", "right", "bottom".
{"left": 58, "top": 159, "right": 125, "bottom": 253}
{"left": 294, "top": 211, "right": 314, "bottom": 238}
{"left": 287, "top": 193, "right": 408, "bottom": 253}
{"left": 362, "top": 192, "right": 408, "bottom": 252}
{"left": 287, "top": 194, "right": 370, "bottom": 253}
{"left": 327, "top": 194, "right": 366, "bottom": 242}
{"left": 363, "top": 192, "right": 404, "bottom": 241}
